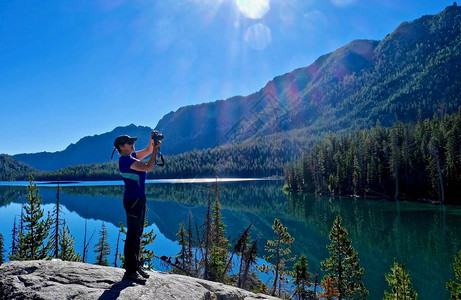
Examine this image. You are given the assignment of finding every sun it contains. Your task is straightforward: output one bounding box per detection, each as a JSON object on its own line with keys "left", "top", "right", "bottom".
{"left": 235, "top": 0, "right": 270, "bottom": 19}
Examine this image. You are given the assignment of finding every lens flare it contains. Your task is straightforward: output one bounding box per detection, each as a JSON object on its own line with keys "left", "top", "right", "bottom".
{"left": 236, "top": 0, "right": 270, "bottom": 19}
{"left": 244, "top": 23, "right": 271, "bottom": 50}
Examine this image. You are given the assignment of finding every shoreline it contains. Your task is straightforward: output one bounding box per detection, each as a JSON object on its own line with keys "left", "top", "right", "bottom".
{"left": 0, "top": 176, "right": 284, "bottom": 187}
{"left": 283, "top": 187, "right": 459, "bottom": 207}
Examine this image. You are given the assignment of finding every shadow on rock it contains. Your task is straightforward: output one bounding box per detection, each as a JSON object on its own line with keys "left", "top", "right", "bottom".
{"left": 98, "top": 279, "right": 136, "bottom": 299}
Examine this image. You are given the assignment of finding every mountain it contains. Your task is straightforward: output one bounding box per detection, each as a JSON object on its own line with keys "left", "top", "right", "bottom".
{"left": 155, "top": 4, "right": 461, "bottom": 155}
{"left": 12, "top": 4, "right": 461, "bottom": 172}
{"left": 0, "top": 155, "right": 36, "bottom": 180}
{"left": 13, "top": 124, "right": 153, "bottom": 171}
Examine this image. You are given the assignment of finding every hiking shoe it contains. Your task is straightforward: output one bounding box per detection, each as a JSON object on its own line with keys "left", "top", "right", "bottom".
{"left": 137, "top": 266, "right": 150, "bottom": 279}
{"left": 123, "top": 271, "right": 147, "bottom": 284}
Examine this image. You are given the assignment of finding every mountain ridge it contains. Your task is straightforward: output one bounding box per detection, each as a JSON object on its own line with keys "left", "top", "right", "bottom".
{"left": 13, "top": 124, "right": 153, "bottom": 171}
{"left": 11, "top": 4, "right": 461, "bottom": 172}
{"left": 156, "top": 4, "right": 460, "bottom": 155}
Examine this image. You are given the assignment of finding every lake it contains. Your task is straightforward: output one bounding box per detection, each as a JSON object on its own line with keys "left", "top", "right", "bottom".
{"left": 0, "top": 179, "right": 460, "bottom": 299}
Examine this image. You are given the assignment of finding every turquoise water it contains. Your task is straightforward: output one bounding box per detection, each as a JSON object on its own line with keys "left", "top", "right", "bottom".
{"left": 0, "top": 179, "right": 459, "bottom": 299}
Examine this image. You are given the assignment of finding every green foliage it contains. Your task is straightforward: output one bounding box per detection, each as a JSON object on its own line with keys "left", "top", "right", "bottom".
{"left": 321, "top": 215, "right": 369, "bottom": 299}
{"left": 0, "top": 154, "right": 36, "bottom": 181}
{"left": 447, "top": 250, "right": 461, "bottom": 299}
{"left": 259, "top": 218, "right": 295, "bottom": 297}
{"left": 119, "top": 212, "right": 157, "bottom": 270}
{"left": 59, "top": 220, "right": 81, "bottom": 262}
{"left": 139, "top": 214, "right": 157, "bottom": 270}
{"left": 175, "top": 222, "right": 188, "bottom": 274}
{"left": 94, "top": 222, "right": 110, "bottom": 266}
{"left": 150, "top": 5, "right": 461, "bottom": 166}
{"left": 12, "top": 175, "right": 52, "bottom": 260}
{"left": 174, "top": 211, "right": 196, "bottom": 276}
{"left": 384, "top": 259, "right": 418, "bottom": 300}
{"left": 187, "top": 211, "right": 196, "bottom": 276}
{"left": 292, "top": 253, "right": 313, "bottom": 300}
{"left": 170, "top": 184, "right": 257, "bottom": 287}
{"left": 9, "top": 216, "right": 18, "bottom": 260}
{"left": 286, "top": 109, "right": 461, "bottom": 204}
{"left": 208, "top": 182, "right": 230, "bottom": 282}
{"left": 202, "top": 192, "right": 213, "bottom": 280}
{"left": 13, "top": 131, "right": 309, "bottom": 181}
{"left": 3, "top": 6, "right": 461, "bottom": 182}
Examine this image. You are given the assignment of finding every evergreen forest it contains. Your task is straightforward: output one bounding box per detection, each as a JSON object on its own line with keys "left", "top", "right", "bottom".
{"left": 285, "top": 108, "right": 461, "bottom": 205}
{"left": 3, "top": 178, "right": 461, "bottom": 299}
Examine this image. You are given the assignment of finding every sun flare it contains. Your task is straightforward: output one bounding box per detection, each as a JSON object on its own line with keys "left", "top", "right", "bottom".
{"left": 235, "top": 0, "right": 270, "bottom": 19}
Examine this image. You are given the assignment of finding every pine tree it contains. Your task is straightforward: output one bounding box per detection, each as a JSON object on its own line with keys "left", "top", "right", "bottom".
{"left": 59, "top": 220, "right": 81, "bottom": 262}
{"left": 427, "top": 117, "right": 446, "bottom": 204}
{"left": 260, "top": 218, "right": 295, "bottom": 297}
{"left": 390, "top": 124, "right": 402, "bottom": 200}
{"left": 321, "top": 215, "right": 368, "bottom": 300}
{"left": 94, "top": 222, "right": 110, "bottom": 266}
{"left": 202, "top": 191, "right": 213, "bottom": 280}
{"left": 384, "top": 258, "right": 418, "bottom": 299}
{"left": 139, "top": 210, "right": 157, "bottom": 270}
{"left": 187, "top": 210, "right": 195, "bottom": 275}
{"left": 114, "top": 231, "right": 121, "bottom": 267}
{"left": 50, "top": 181, "right": 63, "bottom": 258}
{"left": 0, "top": 233, "right": 4, "bottom": 264}
{"left": 236, "top": 224, "right": 252, "bottom": 288}
{"left": 292, "top": 254, "right": 313, "bottom": 300}
{"left": 208, "top": 181, "right": 229, "bottom": 282}
{"left": 9, "top": 216, "right": 18, "bottom": 260}
{"left": 20, "top": 205, "right": 24, "bottom": 236}
{"left": 14, "top": 175, "right": 52, "bottom": 260}
{"left": 194, "top": 219, "right": 203, "bottom": 277}
{"left": 447, "top": 251, "right": 461, "bottom": 299}
{"left": 221, "top": 224, "right": 252, "bottom": 283}
{"left": 175, "top": 222, "right": 188, "bottom": 274}
{"left": 241, "top": 240, "right": 258, "bottom": 290}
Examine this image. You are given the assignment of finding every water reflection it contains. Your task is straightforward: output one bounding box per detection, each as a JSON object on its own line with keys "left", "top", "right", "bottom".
{"left": 0, "top": 181, "right": 459, "bottom": 300}
{"left": 285, "top": 192, "right": 461, "bottom": 299}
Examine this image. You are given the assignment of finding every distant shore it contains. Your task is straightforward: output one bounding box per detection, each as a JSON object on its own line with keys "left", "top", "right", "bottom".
{"left": 0, "top": 177, "right": 284, "bottom": 187}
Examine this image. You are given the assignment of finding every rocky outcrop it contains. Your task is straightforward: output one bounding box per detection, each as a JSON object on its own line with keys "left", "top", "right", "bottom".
{"left": 0, "top": 260, "right": 280, "bottom": 300}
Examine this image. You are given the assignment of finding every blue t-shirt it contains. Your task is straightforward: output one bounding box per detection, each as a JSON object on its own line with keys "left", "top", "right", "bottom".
{"left": 119, "top": 152, "right": 147, "bottom": 200}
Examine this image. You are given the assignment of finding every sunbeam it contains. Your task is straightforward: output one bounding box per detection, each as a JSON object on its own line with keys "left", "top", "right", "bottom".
{"left": 236, "top": 0, "right": 270, "bottom": 19}
{"left": 244, "top": 23, "right": 272, "bottom": 50}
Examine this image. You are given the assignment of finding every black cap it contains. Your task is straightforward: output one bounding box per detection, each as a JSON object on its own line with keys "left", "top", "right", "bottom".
{"left": 113, "top": 135, "right": 137, "bottom": 148}
{"left": 111, "top": 135, "right": 137, "bottom": 159}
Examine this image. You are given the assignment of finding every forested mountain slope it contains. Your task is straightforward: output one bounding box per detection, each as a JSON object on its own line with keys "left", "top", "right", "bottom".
{"left": 156, "top": 4, "right": 461, "bottom": 154}
{"left": 10, "top": 4, "right": 461, "bottom": 172}
{"left": 0, "top": 155, "right": 36, "bottom": 181}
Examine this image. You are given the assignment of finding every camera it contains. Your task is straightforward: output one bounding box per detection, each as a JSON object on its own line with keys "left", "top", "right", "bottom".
{"left": 151, "top": 130, "right": 164, "bottom": 145}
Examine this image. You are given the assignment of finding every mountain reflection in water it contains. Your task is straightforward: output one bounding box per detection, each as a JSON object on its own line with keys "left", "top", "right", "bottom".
{"left": 0, "top": 180, "right": 460, "bottom": 300}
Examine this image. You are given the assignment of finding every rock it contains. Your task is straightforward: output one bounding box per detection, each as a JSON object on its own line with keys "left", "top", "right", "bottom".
{"left": 0, "top": 260, "right": 280, "bottom": 300}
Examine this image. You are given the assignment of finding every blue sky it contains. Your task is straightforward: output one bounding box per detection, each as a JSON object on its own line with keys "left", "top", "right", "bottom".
{"left": 0, "top": 0, "right": 450, "bottom": 155}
